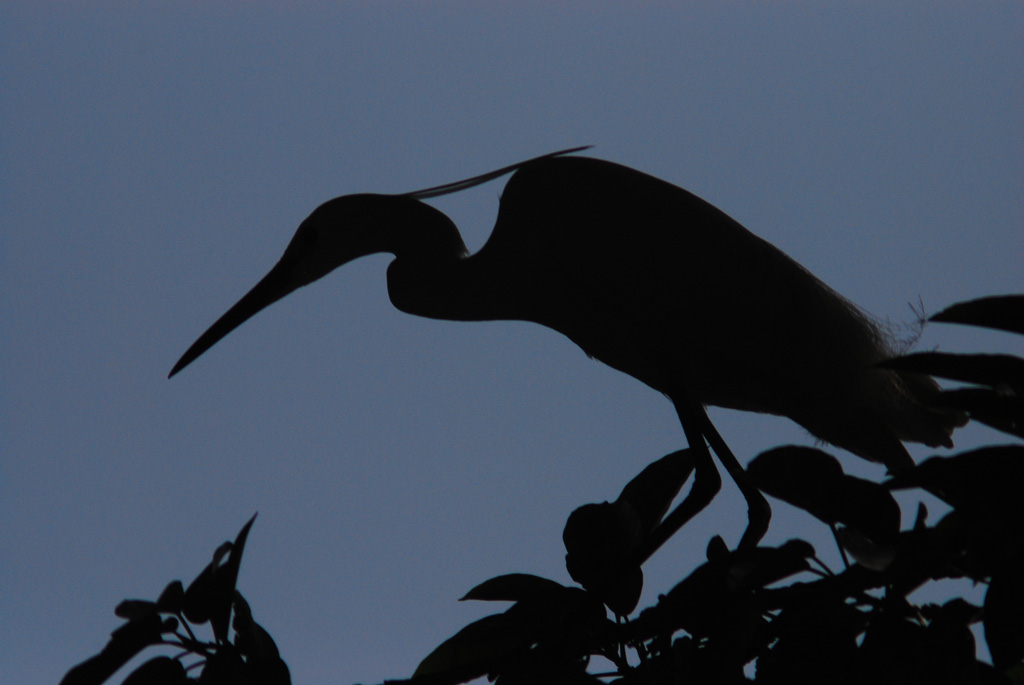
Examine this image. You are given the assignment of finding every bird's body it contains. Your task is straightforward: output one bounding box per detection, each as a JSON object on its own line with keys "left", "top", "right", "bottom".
{"left": 385, "top": 155, "right": 956, "bottom": 465}
{"left": 171, "top": 149, "right": 964, "bottom": 547}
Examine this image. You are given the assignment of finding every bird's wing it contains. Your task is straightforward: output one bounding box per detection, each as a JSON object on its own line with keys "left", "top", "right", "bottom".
{"left": 481, "top": 156, "right": 938, "bottom": 468}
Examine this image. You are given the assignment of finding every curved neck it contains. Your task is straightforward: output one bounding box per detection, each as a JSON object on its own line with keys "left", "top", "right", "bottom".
{"left": 381, "top": 198, "right": 468, "bottom": 264}
{"left": 383, "top": 201, "right": 514, "bottom": 322}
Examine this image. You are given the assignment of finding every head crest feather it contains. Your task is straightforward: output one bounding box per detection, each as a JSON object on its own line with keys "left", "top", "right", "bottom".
{"left": 402, "top": 146, "right": 592, "bottom": 200}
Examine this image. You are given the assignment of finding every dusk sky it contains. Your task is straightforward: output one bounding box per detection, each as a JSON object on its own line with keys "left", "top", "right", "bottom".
{"left": 3, "top": 4, "right": 1021, "bottom": 683}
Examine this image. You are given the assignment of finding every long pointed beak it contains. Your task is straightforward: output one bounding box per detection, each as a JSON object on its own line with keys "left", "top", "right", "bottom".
{"left": 169, "top": 260, "right": 300, "bottom": 378}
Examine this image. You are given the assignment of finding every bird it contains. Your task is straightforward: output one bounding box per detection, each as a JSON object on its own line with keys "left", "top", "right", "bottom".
{"left": 170, "top": 147, "right": 964, "bottom": 551}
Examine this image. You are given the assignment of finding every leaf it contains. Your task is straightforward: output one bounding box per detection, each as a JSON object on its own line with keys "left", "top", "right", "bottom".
{"left": 836, "top": 475, "right": 901, "bottom": 547}
{"left": 880, "top": 352, "right": 1024, "bottom": 392}
{"left": 883, "top": 511, "right": 971, "bottom": 597}
{"left": 156, "top": 580, "right": 185, "bottom": 614}
{"left": 183, "top": 514, "right": 257, "bottom": 644}
{"left": 563, "top": 501, "right": 644, "bottom": 615}
{"left": 114, "top": 600, "right": 158, "bottom": 621}
{"left": 59, "top": 613, "right": 165, "bottom": 685}
{"left": 415, "top": 587, "right": 606, "bottom": 682}
{"left": 207, "top": 513, "right": 258, "bottom": 643}
{"left": 922, "top": 599, "right": 981, "bottom": 678}
{"left": 182, "top": 555, "right": 220, "bottom": 626}
{"left": 122, "top": 656, "right": 187, "bottom": 685}
{"left": 858, "top": 604, "right": 930, "bottom": 682}
{"left": 461, "top": 574, "right": 568, "bottom": 602}
{"left": 413, "top": 613, "right": 531, "bottom": 681}
{"left": 244, "top": 657, "right": 291, "bottom": 685}
{"left": 933, "top": 388, "right": 1024, "bottom": 438}
{"left": 835, "top": 526, "right": 895, "bottom": 571}
{"left": 756, "top": 591, "right": 862, "bottom": 685}
{"left": 985, "top": 553, "right": 1024, "bottom": 670}
{"left": 616, "top": 448, "right": 695, "bottom": 534}
{"left": 887, "top": 446, "right": 1024, "bottom": 530}
{"left": 232, "top": 591, "right": 282, "bottom": 663}
{"left": 198, "top": 650, "right": 245, "bottom": 684}
{"left": 748, "top": 446, "right": 845, "bottom": 524}
{"left": 750, "top": 446, "right": 901, "bottom": 546}
{"left": 931, "top": 295, "right": 1024, "bottom": 335}
{"left": 724, "top": 539, "right": 815, "bottom": 592}
{"left": 644, "top": 540, "right": 812, "bottom": 640}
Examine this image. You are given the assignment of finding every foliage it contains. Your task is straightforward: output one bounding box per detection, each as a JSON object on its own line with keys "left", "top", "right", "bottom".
{"left": 61, "top": 514, "right": 290, "bottom": 685}
{"left": 62, "top": 296, "right": 1023, "bottom": 684}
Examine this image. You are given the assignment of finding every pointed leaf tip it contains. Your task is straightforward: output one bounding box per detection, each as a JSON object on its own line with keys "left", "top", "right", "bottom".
{"left": 931, "top": 295, "right": 1024, "bottom": 335}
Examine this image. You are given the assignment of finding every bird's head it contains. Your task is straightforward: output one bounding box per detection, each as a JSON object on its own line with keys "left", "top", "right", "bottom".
{"left": 168, "top": 193, "right": 441, "bottom": 378}
{"left": 169, "top": 147, "right": 589, "bottom": 378}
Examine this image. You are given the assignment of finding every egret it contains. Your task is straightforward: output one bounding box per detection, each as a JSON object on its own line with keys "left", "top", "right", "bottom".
{"left": 170, "top": 148, "right": 963, "bottom": 550}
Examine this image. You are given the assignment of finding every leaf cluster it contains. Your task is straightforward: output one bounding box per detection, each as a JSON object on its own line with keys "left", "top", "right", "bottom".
{"left": 389, "top": 296, "right": 1024, "bottom": 684}
{"left": 60, "top": 514, "right": 289, "bottom": 685}
{"left": 61, "top": 296, "right": 1024, "bottom": 684}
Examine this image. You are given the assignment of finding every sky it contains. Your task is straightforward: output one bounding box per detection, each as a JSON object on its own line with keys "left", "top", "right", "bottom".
{"left": 3, "top": 3, "right": 1021, "bottom": 684}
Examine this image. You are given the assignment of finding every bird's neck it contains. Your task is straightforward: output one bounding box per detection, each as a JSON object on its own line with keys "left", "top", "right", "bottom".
{"left": 384, "top": 200, "right": 469, "bottom": 264}
{"left": 382, "top": 201, "right": 503, "bottom": 322}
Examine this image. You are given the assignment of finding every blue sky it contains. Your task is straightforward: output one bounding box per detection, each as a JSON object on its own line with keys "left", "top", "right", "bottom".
{"left": 3, "top": 4, "right": 1021, "bottom": 683}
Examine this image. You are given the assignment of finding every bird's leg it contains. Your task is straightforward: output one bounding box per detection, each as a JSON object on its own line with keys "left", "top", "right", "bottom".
{"left": 629, "top": 395, "right": 721, "bottom": 568}
{"left": 630, "top": 396, "right": 771, "bottom": 565}
{"left": 695, "top": 406, "right": 771, "bottom": 549}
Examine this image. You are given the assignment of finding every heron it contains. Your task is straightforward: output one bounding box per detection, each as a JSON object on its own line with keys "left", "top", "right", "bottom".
{"left": 170, "top": 147, "right": 963, "bottom": 552}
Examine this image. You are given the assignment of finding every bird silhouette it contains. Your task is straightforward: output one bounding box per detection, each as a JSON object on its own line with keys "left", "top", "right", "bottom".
{"left": 170, "top": 147, "right": 963, "bottom": 550}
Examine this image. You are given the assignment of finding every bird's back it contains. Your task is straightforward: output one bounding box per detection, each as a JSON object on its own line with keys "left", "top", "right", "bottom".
{"left": 478, "top": 155, "right": 962, "bottom": 466}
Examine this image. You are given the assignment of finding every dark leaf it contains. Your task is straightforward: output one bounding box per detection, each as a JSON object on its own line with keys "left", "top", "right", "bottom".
{"left": 914, "top": 502, "right": 929, "bottom": 530}
{"left": 501, "top": 585, "right": 609, "bottom": 648}
{"left": 122, "top": 656, "right": 187, "bottom": 685}
{"left": 727, "top": 539, "right": 815, "bottom": 592}
{"left": 183, "top": 558, "right": 218, "bottom": 625}
{"left": 756, "top": 592, "right": 862, "bottom": 685}
{"left": 880, "top": 352, "right": 1024, "bottom": 392}
{"left": 114, "top": 600, "right": 158, "bottom": 621}
{"left": 931, "top": 295, "right": 1024, "bottom": 335}
{"left": 985, "top": 553, "right": 1024, "bottom": 670}
{"left": 461, "top": 574, "right": 568, "bottom": 602}
{"left": 645, "top": 559, "right": 729, "bottom": 637}
{"left": 887, "top": 445, "right": 1024, "bottom": 529}
{"left": 413, "top": 613, "right": 531, "bottom": 681}
{"left": 60, "top": 613, "right": 165, "bottom": 685}
{"left": 563, "top": 502, "right": 642, "bottom": 562}
{"left": 924, "top": 599, "right": 981, "bottom": 681}
{"left": 748, "top": 446, "right": 845, "bottom": 524}
{"left": 493, "top": 657, "right": 599, "bottom": 685}
{"left": 210, "top": 513, "right": 258, "bottom": 644}
{"left": 750, "top": 447, "right": 898, "bottom": 545}
{"left": 836, "top": 475, "right": 902, "bottom": 547}
{"left": 184, "top": 514, "right": 257, "bottom": 644}
{"left": 836, "top": 526, "right": 895, "bottom": 571}
{"left": 212, "top": 540, "right": 233, "bottom": 567}
{"left": 157, "top": 580, "right": 185, "bottom": 614}
{"left": 415, "top": 586, "right": 607, "bottom": 683}
{"left": 882, "top": 511, "right": 971, "bottom": 597}
{"left": 706, "top": 535, "right": 730, "bottom": 563}
{"left": 617, "top": 448, "right": 695, "bottom": 534}
{"left": 933, "top": 388, "right": 1024, "bottom": 438}
{"left": 243, "top": 657, "right": 291, "bottom": 685}
{"left": 859, "top": 598, "right": 982, "bottom": 684}
{"left": 232, "top": 592, "right": 281, "bottom": 663}
{"left": 563, "top": 500, "right": 644, "bottom": 615}
{"left": 858, "top": 605, "right": 930, "bottom": 683}
{"left": 641, "top": 541, "right": 811, "bottom": 641}
{"left": 198, "top": 650, "right": 245, "bottom": 685}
